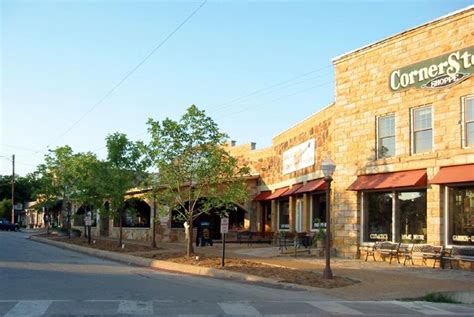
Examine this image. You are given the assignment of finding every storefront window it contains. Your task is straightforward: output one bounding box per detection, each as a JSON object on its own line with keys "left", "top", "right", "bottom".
{"left": 412, "top": 106, "right": 432, "bottom": 154}
{"left": 449, "top": 186, "right": 474, "bottom": 245}
{"left": 365, "top": 192, "right": 393, "bottom": 242}
{"left": 464, "top": 96, "right": 474, "bottom": 147}
{"left": 377, "top": 114, "right": 395, "bottom": 159}
{"left": 398, "top": 191, "right": 427, "bottom": 243}
{"left": 278, "top": 199, "right": 290, "bottom": 230}
{"left": 311, "top": 193, "right": 326, "bottom": 230}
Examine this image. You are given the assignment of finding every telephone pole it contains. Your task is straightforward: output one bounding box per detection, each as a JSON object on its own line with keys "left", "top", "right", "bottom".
{"left": 11, "top": 154, "right": 15, "bottom": 224}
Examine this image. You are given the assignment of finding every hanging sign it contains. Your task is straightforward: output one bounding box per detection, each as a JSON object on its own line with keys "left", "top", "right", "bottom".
{"left": 389, "top": 46, "right": 474, "bottom": 91}
{"left": 282, "top": 139, "right": 315, "bottom": 175}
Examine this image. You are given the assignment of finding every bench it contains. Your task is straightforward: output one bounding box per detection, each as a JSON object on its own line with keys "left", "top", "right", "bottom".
{"left": 364, "top": 241, "right": 400, "bottom": 264}
{"left": 236, "top": 231, "right": 253, "bottom": 245}
{"left": 279, "top": 232, "right": 311, "bottom": 257}
{"left": 442, "top": 246, "right": 474, "bottom": 269}
{"left": 402, "top": 244, "right": 443, "bottom": 268}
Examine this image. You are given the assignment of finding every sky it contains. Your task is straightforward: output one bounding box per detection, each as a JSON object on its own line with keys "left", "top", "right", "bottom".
{"left": 1, "top": 0, "right": 472, "bottom": 176}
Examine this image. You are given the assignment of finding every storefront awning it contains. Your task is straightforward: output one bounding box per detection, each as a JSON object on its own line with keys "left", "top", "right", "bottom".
{"left": 253, "top": 191, "right": 272, "bottom": 201}
{"left": 348, "top": 169, "right": 427, "bottom": 191}
{"left": 266, "top": 187, "right": 289, "bottom": 200}
{"left": 430, "top": 164, "right": 474, "bottom": 184}
{"left": 280, "top": 183, "right": 303, "bottom": 197}
{"left": 294, "top": 178, "right": 326, "bottom": 194}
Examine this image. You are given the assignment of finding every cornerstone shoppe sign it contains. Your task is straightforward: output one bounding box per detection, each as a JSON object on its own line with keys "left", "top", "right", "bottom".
{"left": 390, "top": 46, "right": 474, "bottom": 91}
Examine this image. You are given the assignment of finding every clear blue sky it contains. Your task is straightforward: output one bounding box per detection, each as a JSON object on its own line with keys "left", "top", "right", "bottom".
{"left": 1, "top": 0, "right": 472, "bottom": 176}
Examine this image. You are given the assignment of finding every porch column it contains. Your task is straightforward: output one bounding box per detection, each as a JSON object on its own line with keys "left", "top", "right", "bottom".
{"left": 289, "top": 196, "right": 295, "bottom": 232}
{"left": 303, "top": 193, "right": 311, "bottom": 232}
{"left": 271, "top": 200, "right": 277, "bottom": 232}
{"left": 256, "top": 202, "right": 262, "bottom": 233}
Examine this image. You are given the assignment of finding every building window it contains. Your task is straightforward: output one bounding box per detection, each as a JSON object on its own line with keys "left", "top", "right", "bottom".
{"left": 449, "top": 186, "right": 474, "bottom": 246}
{"left": 398, "top": 191, "right": 427, "bottom": 243}
{"left": 364, "top": 192, "right": 393, "bottom": 242}
{"left": 464, "top": 96, "right": 474, "bottom": 147}
{"left": 377, "top": 114, "right": 395, "bottom": 158}
{"left": 363, "top": 190, "right": 427, "bottom": 243}
{"left": 278, "top": 199, "right": 290, "bottom": 230}
{"left": 412, "top": 106, "right": 432, "bottom": 154}
{"left": 311, "top": 193, "right": 326, "bottom": 230}
{"left": 114, "top": 199, "right": 151, "bottom": 228}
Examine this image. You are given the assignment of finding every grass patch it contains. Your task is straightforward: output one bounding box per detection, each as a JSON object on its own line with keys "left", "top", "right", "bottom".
{"left": 418, "top": 293, "right": 460, "bottom": 304}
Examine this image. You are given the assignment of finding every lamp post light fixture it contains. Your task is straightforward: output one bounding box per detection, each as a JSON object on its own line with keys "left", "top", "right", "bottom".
{"left": 321, "top": 156, "right": 336, "bottom": 279}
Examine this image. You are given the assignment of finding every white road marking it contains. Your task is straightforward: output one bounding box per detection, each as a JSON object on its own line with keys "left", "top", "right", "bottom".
{"left": 393, "top": 301, "right": 455, "bottom": 315}
{"left": 308, "top": 301, "right": 363, "bottom": 315}
{"left": 117, "top": 300, "right": 154, "bottom": 315}
{"left": 4, "top": 300, "right": 52, "bottom": 317}
{"left": 218, "top": 303, "right": 262, "bottom": 316}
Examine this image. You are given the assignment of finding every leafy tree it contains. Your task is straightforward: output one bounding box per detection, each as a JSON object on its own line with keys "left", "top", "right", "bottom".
{"left": 104, "top": 132, "right": 148, "bottom": 247}
{"left": 34, "top": 146, "right": 77, "bottom": 234}
{"left": 147, "top": 105, "right": 249, "bottom": 257}
{"left": 0, "top": 198, "right": 12, "bottom": 219}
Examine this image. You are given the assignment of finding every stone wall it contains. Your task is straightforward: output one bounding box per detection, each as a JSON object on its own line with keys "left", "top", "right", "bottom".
{"left": 332, "top": 8, "right": 474, "bottom": 257}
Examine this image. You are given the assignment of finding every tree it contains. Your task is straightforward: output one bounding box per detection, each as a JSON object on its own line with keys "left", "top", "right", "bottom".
{"left": 147, "top": 105, "right": 249, "bottom": 257}
{"left": 34, "top": 146, "right": 77, "bottom": 235}
{"left": 104, "top": 132, "right": 148, "bottom": 247}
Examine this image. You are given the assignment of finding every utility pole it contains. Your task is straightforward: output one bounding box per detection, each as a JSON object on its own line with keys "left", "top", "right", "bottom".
{"left": 11, "top": 154, "right": 15, "bottom": 224}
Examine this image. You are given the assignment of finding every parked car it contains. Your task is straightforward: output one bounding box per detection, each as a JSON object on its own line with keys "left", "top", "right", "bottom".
{"left": 0, "top": 218, "right": 20, "bottom": 231}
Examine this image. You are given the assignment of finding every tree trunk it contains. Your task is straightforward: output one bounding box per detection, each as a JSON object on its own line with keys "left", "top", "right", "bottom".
{"left": 186, "top": 216, "right": 194, "bottom": 257}
{"left": 119, "top": 210, "right": 123, "bottom": 248}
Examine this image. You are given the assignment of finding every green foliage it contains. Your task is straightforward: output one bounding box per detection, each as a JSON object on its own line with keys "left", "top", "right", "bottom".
{"left": 313, "top": 218, "right": 326, "bottom": 245}
{"left": 420, "top": 293, "right": 460, "bottom": 304}
{"left": 0, "top": 198, "right": 12, "bottom": 219}
{"left": 146, "top": 105, "right": 250, "bottom": 255}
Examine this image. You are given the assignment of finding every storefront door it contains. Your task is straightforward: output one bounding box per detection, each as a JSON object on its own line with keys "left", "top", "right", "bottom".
{"left": 296, "top": 199, "right": 303, "bottom": 232}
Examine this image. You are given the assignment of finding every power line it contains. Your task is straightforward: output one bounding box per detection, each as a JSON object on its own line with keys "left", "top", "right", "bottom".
{"left": 42, "top": 0, "right": 208, "bottom": 152}
{"left": 207, "top": 64, "right": 332, "bottom": 114}
{"left": 2, "top": 143, "right": 40, "bottom": 153}
{"left": 211, "top": 69, "right": 333, "bottom": 116}
{"left": 216, "top": 80, "right": 333, "bottom": 120}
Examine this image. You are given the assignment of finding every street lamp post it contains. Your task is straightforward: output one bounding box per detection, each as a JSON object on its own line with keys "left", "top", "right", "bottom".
{"left": 321, "top": 156, "right": 336, "bottom": 279}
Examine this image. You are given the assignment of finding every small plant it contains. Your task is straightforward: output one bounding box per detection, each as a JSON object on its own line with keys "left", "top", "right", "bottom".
{"left": 312, "top": 218, "right": 326, "bottom": 247}
{"left": 421, "top": 293, "right": 460, "bottom": 304}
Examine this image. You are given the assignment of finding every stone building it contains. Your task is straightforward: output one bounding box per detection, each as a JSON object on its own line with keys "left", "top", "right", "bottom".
{"left": 72, "top": 6, "right": 473, "bottom": 262}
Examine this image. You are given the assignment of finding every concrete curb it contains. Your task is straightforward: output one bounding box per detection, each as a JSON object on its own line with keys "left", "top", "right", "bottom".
{"left": 30, "top": 236, "right": 324, "bottom": 293}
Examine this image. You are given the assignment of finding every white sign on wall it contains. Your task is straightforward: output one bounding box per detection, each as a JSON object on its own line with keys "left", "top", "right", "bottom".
{"left": 282, "top": 139, "right": 315, "bottom": 175}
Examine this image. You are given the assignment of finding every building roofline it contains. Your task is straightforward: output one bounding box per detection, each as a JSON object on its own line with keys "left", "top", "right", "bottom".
{"left": 272, "top": 102, "right": 334, "bottom": 139}
{"left": 332, "top": 5, "right": 473, "bottom": 63}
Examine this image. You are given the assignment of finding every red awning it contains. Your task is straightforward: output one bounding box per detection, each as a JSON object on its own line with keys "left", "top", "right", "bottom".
{"left": 280, "top": 183, "right": 303, "bottom": 197}
{"left": 294, "top": 178, "right": 326, "bottom": 194}
{"left": 266, "top": 187, "right": 289, "bottom": 200}
{"left": 253, "top": 191, "right": 272, "bottom": 201}
{"left": 348, "top": 169, "right": 427, "bottom": 191}
{"left": 430, "top": 164, "right": 474, "bottom": 184}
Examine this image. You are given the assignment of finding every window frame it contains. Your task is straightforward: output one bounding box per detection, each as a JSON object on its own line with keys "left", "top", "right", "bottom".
{"left": 462, "top": 95, "right": 474, "bottom": 148}
{"left": 277, "top": 198, "right": 290, "bottom": 231}
{"left": 360, "top": 188, "right": 427, "bottom": 244}
{"left": 376, "top": 113, "right": 396, "bottom": 159}
{"left": 310, "top": 192, "right": 326, "bottom": 232}
{"left": 411, "top": 105, "right": 433, "bottom": 155}
{"left": 444, "top": 183, "right": 474, "bottom": 247}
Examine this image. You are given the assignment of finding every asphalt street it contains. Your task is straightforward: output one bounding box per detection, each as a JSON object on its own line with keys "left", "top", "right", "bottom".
{"left": 1, "top": 231, "right": 473, "bottom": 316}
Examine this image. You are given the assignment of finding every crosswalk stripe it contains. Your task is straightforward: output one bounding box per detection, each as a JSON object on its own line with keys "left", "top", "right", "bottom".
{"left": 117, "top": 300, "right": 154, "bottom": 315}
{"left": 4, "top": 300, "right": 52, "bottom": 317}
{"left": 308, "top": 301, "right": 363, "bottom": 315}
{"left": 218, "top": 303, "right": 262, "bottom": 316}
{"left": 392, "top": 301, "right": 454, "bottom": 315}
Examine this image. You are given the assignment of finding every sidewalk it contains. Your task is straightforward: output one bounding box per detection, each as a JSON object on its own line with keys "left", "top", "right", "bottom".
{"left": 34, "top": 234, "right": 474, "bottom": 301}
{"left": 155, "top": 242, "right": 474, "bottom": 301}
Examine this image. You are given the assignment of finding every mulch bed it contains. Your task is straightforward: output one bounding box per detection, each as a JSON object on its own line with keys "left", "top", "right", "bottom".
{"left": 39, "top": 235, "right": 356, "bottom": 289}
{"left": 39, "top": 234, "right": 157, "bottom": 253}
